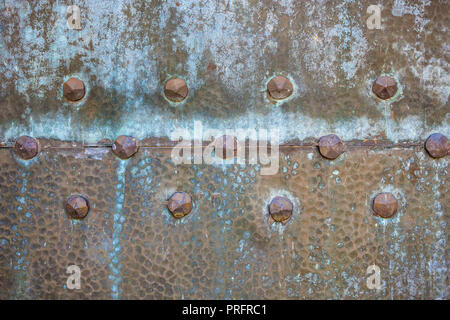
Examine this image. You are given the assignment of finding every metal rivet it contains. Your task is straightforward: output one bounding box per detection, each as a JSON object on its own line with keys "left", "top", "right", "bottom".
{"left": 372, "top": 76, "right": 397, "bottom": 100}
{"left": 268, "top": 196, "right": 293, "bottom": 224}
{"left": 267, "top": 76, "right": 293, "bottom": 100}
{"left": 167, "top": 192, "right": 193, "bottom": 218}
{"left": 372, "top": 193, "right": 398, "bottom": 219}
{"left": 14, "top": 136, "right": 39, "bottom": 160}
{"left": 164, "top": 78, "right": 188, "bottom": 102}
{"left": 112, "top": 135, "right": 139, "bottom": 159}
{"left": 425, "top": 133, "right": 448, "bottom": 159}
{"left": 214, "top": 135, "right": 238, "bottom": 159}
{"left": 318, "top": 134, "right": 344, "bottom": 160}
{"left": 65, "top": 195, "right": 89, "bottom": 219}
{"left": 63, "top": 77, "right": 85, "bottom": 101}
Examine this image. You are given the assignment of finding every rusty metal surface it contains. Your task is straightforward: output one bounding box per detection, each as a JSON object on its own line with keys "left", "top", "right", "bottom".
{"left": 0, "top": 0, "right": 448, "bottom": 143}
{"left": 0, "top": 0, "right": 449, "bottom": 300}
{"left": 0, "top": 146, "right": 448, "bottom": 299}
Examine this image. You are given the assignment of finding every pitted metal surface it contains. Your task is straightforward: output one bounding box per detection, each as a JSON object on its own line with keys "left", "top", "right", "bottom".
{"left": 0, "top": 146, "right": 447, "bottom": 299}
{"left": 0, "top": 0, "right": 449, "bottom": 300}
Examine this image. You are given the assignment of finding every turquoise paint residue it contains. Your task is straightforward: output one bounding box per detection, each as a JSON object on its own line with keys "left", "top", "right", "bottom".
{"left": 16, "top": 196, "right": 26, "bottom": 204}
{"left": 108, "top": 160, "right": 127, "bottom": 300}
{"left": 12, "top": 168, "right": 30, "bottom": 299}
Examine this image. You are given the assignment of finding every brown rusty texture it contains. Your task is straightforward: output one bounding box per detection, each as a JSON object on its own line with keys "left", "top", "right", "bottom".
{"left": 268, "top": 196, "right": 293, "bottom": 224}
{"left": 164, "top": 78, "right": 189, "bottom": 103}
{"left": 0, "top": 0, "right": 448, "bottom": 300}
{"left": 13, "top": 136, "right": 40, "bottom": 160}
{"left": 372, "top": 193, "right": 398, "bottom": 219}
{"left": 112, "top": 135, "right": 139, "bottom": 160}
{"left": 425, "top": 133, "right": 449, "bottom": 159}
{"left": 318, "top": 134, "right": 345, "bottom": 160}
{"left": 267, "top": 76, "right": 293, "bottom": 100}
{"left": 63, "top": 77, "right": 86, "bottom": 102}
{"left": 65, "top": 195, "right": 90, "bottom": 220}
{"left": 167, "top": 192, "right": 193, "bottom": 219}
{"left": 372, "top": 76, "right": 398, "bottom": 100}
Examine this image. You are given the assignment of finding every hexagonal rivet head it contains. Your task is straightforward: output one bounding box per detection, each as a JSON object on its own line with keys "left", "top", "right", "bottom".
{"left": 372, "top": 76, "right": 397, "bottom": 100}
{"left": 167, "top": 192, "right": 193, "bottom": 218}
{"left": 65, "top": 195, "right": 89, "bottom": 219}
{"left": 214, "top": 135, "right": 238, "bottom": 159}
{"left": 112, "top": 135, "right": 139, "bottom": 159}
{"left": 425, "top": 133, "right": 448, "bottom": 159}
{"left": 164, "top": 78, "right": 188, "bottom": 102}
{"left": 267, "top": 76, "right": 293, "bottom": 100}
{"left": 269, "top": 196, "right": 293, "bottom": 225}
{"left": 14, "top": 136, "right": 39, "bottom": 160}
{"left": 318, "top": 134, "right": 344, "bottom": 160}
{"left": 372, "top": 193, "right": 398, "bottom": 219}
{"left": 63, "top": 77, "right": 85, "bottom": 101}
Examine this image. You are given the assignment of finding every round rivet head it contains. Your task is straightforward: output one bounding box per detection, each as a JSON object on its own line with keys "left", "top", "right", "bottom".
{"left": 65, "top": 195, "right": 89, "bottom": 219}
{"left": 318, "top": 134, "right": 344, "bottom": 160}
{"left": 14, "top": 136, "right": 39, "bottom": 160}
{"left": 168, "top": 192, "right": 193, "bottom": 218}
{"left": 63, "top": 77, "right": 85, "bottom": 101}
{"left": 372, "top": 193, "right": 398, "bottom": 219}
{"left": 112, "top": 135, "right": 138, "bottom": 159}
{"left": 372, "top": 76, "right": 397, "bottom": 100}
{"left": 425, "top": 133, "right": 448, "bottom": 159}
{"left": 267, "top": 76, "right": 293, "bottom": 100}
{"left": 164, "top": 78, "right": 188, "bottom": 102}
{"left": 269, "top": 196, "right": 293, "bottom": 224}
{"left": 214, "top": 135, "right": 238, "bottom": 159}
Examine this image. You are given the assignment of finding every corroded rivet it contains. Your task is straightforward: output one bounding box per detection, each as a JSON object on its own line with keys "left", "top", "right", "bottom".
{"left": 63, "top": 77, "right": 85, "bottom": 101}
{"left": 267, "top": 76, "right": 293, "bottom": 100}
{"left": 372, "top": 76, "right": 397, "bottom": 100}
{"left": 425, "top": 133, "right": 448, "bottom": 159}
{"left": 167, "top": 192, "right": 193, "bottom": 218}
{"left": 65, "top": 195, "right": 89, "bottom": 219}
{"left": 214, "top": 135, "right": 238, "bottom": 159}
{"left": 14, "top": 136, "right": 39, "bottom": 160}
{"left": 372, "top": 193, "right": 398, "bottom": 219}
{"left": 318, "top": 134, "right": 344, "bottom": 160}
{"left": 164, "top": 78, "right": 188, "bottom": 102}
{"left": 269, "top": 196, "right": 293, "bottom": 224}
{"left": 112, "top": 135, "right": 139, "bottom": 159}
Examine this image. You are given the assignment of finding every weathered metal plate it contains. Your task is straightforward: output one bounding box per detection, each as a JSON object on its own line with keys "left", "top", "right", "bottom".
{"left": 0, "top": 0, "right": 449, "bottom": 300}
{"left": 0, "top": 146, "right": 447, "bottom": 299}
{"left": 0, "top": 0, "right": 448, "bottom": 143}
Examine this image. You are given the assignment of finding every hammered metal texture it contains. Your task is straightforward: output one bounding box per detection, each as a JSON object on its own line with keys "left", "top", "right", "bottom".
{"left": 0, "top": 147, "right": 447, "bottom": 299}
{"left": 0, "top": 148, "right": 116, "bottom": 299}
{"left": 0, "top": 0, "right": 448, "bottom": 301}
